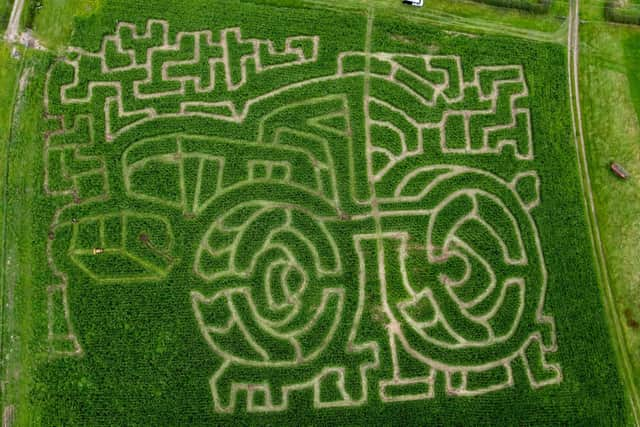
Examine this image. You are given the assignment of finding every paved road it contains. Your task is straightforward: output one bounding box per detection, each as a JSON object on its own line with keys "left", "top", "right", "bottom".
{"left": 567, "top": 0, "right": 640, "bottom": 424}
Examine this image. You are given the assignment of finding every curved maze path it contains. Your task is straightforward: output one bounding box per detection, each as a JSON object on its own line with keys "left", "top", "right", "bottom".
{"left": 43, "top": 20, "right": 561, "bottom": 412}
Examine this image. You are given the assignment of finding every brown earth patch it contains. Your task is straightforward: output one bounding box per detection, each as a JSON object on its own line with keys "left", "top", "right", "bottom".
{"left": 624, "top": 308, "right": 639, "bottom": 329}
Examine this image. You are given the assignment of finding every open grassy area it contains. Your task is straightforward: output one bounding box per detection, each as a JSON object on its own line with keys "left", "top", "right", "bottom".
{"left": 579, "top": 0, "right": 640, "bottom": 404}
{"left": 307, "top": 0, "right": 568, "bottom": 41}
{"left": 1, "top": 0, "right": 638, "bottom": 425}
{"left": 21, "top": 0, "right": 102, "bottom": 51}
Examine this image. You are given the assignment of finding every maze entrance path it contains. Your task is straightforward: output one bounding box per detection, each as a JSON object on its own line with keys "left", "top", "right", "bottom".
{"left": 43, "top": 20, "right": 561, "bottom": 413}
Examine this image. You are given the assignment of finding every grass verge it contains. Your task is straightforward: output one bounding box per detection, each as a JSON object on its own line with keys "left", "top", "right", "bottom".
{"left": 579, "top": 3, "right": 640, "bottom": 411}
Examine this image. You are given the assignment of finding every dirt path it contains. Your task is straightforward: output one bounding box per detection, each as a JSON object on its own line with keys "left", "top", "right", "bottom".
{"left": 567, "top": 0, "right": 640, "bottom": 423}
{"left": 4, "top": 0, "right": 25, "bottom": 42}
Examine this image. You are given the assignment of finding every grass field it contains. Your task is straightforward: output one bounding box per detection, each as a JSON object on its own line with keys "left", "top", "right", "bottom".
{"left": 307, "top": 0, "right": 568, "bottom": 41}
{"left": 0, "top": 41, "right": 44, "bottom": 426}
{"left": 0, "top": 0, "right": 635, "bottom": 424}
{"left": 29, "top": 0, "right": 101, "bottom": 51}
{"left": 0, "top": 43, "right": 22, "bottom": 386}
{"left": 579, "top": 0, "right": 640, "bottom": 409}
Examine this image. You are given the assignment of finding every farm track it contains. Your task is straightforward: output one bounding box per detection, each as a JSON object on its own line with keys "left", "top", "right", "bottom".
{"left": 567, "top": 0, "right": 640, "bottom": 423}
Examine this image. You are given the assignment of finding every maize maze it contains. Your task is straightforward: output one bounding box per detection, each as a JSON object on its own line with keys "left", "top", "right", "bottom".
{"left": 42, "top": 19, "right": 562, "bottom": 413}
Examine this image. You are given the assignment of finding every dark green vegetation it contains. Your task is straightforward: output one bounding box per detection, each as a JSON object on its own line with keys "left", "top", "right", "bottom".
{"left": 472, "top": 0, "right": 551, "bottom": 13}
{"left": 23, "top": 0, "right": 43, "bottom": 29}
{"left": 605, "top": 0, "right": 640, "bottom": 25}
{"left": 0, "top": 0, "right": 634, "bottom": 425}
{"left": 0, "top": 0, "right": 13, "bottom": 31}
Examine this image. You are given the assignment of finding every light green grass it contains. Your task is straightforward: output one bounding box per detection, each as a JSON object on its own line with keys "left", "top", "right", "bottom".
{"left": 0, "top": 43, "right": 22, "bottom": 352}
{"left": 579, "top": 2, "right": 640, "bottom": 401}
{"left": 0, "top": 40, "right": 26, "bottom": 422}
{"left": 31, "top": 0, "right": 101, "bottom": 51}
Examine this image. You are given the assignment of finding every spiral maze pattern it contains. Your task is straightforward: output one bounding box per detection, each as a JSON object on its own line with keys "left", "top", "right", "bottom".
{"left": 192, "top": 202, "right": 343, "bottom": 366}
{"left": 374, "top": 167, "right": 559, "bottom": 398}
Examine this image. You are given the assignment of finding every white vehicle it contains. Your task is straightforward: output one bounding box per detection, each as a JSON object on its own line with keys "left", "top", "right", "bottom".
{"left": 402, "top": 0, "right": 424, "bottom": 6}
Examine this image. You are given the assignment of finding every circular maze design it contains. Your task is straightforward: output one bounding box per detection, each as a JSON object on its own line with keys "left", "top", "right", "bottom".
{"left": 43, "top": 19, "right": 561, "bottom": 413}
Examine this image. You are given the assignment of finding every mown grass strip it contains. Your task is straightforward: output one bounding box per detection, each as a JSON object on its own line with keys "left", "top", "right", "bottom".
{"left": 0, "top": 41, "right": 24, "bottom": 415}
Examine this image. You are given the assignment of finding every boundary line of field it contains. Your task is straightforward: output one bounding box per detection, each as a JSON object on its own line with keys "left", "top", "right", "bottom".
{"left": 567, "top": 0, "right": 640, "bottom": 423}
